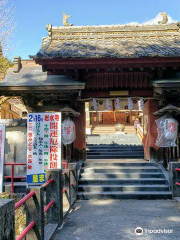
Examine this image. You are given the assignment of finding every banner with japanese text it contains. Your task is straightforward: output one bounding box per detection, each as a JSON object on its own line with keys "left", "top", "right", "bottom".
{"left": 0, "top": 125, "right": 5, "bottom": 193}
{"left": 27, "top": 113, "right": 61, "bottom": 184}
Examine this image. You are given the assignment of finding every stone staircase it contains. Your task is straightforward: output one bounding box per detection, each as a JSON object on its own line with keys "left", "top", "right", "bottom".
{"left": 124, "top": 125, "right": 136, "bottom": 134}
{"left": 86, "top": 134, "right": 143, "bottom": 159}
{"left": 78, "top": 161, "right": 172, "bottom": 200}
{"left": 92, "top": 125, "right": 116, "bottom": 134}
{"left": 92, "top": 124, "right": 136, "bottom": 134}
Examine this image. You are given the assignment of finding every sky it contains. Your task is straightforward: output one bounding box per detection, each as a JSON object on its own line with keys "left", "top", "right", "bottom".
{"left": 5, "top": 0, "right": 180, "bottom": 60}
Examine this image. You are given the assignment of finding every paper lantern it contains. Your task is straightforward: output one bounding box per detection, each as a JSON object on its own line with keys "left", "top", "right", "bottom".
{"left": 62, "top": 117, "right": 76, "bottom": 145}
{"left": 155, "top": 114, "right": 178, "bottom": 147}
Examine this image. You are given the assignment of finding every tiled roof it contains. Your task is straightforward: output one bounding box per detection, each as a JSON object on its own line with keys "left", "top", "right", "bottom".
{"left": 32, "top": 23, "right": 180, "bottom": 59}
{"left": 0, "top": 65, "right": 85, "bottom": 88}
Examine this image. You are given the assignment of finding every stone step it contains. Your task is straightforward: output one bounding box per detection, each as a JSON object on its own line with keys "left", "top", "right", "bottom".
{"left": 87, "top": 134, "right": 139, "bottom": 137}
{"left": 86, "top": 147, "right": 144, "bottom": 152}
{"left": 78, "top": 178, "right": 167, "bottom": 185}
{"left": 87, "top": 138, "right": 140, "bottom": 140}
{"left": 92, "top": 131, "right": 116, "bottom": 133}
{"left": 87, "top": 149, "right": 144, "bottom": 152}
{"left": 81, "top": 167, "right": 160, "bottom": 173}
{"left": 87, "top": 152, "right": 144, "bottom": 155}
{"left": 78, "top": 191, "right": 172, "bottom": 200}
{"left": 87, "top": 142, "right": 142, "bottom": 144}
{"left": 87, "top": 143, "right": 142, "bottom": 146}
{"left": 87, "top": 155, "right": 144, "bottom": 159}
{"left": 87, "top": 151, "right": 144, "bottom": 155}
{"left": 80, "top": 172, "right": 164, "bottom": 179}
{"left": 78, "top": 184, "right": 169, "bottom": 192}
{"left": 87, "top": 144, "right": 143, "bottom": 147}
{"left": 87, "top": 137, "right": 139, "bottom": 140}
{"left": 82, "top": 162, "right": 154, "bottom": 167}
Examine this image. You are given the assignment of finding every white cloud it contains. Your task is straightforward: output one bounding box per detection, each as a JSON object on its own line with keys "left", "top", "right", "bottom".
{"left": 125, "top": 13, "right": 177, "bottom": 26}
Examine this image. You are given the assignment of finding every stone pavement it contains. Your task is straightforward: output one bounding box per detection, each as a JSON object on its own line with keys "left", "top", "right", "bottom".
{"left": 52, "top": 200, "right": 180, "bottom": 240}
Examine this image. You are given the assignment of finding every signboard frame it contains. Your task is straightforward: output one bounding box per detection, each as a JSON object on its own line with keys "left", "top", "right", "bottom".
{"left": 27, "top": 112, "right": 62, "bottom": 185}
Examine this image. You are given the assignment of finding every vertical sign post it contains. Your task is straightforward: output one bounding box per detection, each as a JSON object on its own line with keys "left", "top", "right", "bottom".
{"left": 27, "top": 113, "right": 61, "bottom": 185}
{"left": 0, "top": 125, "right": 6, "bottom": 193}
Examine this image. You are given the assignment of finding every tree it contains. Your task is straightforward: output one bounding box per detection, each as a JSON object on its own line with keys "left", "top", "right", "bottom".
{"left": 0, "top": 0, "right": 14, "bottom": 76}
{"left": 0, "top": 57, "right": 13, "bottom": 75}
{"left": 0, "top": 0, "right": 15, "bottom": 53}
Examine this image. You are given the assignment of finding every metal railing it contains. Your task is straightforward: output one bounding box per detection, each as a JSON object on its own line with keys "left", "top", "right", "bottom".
{"left": 0, "top": 163, "right": 77, "bottom": 240}
{"left": 4, "top": 163, "right": 27, "bottom": 193}
{"left": 175, "top": 168, "right": 180, "bottom": 187}
{"left": 12, "top": 163, "right": 76, "bottom": 240}
{"left": 15, "top": 178, "right": 55, "bottom": 240}
{"left": 161, "top": 135, "right": 180, "bottom": 167}
{"left": 3, "top": 161, "right": 68, "bottom": 193}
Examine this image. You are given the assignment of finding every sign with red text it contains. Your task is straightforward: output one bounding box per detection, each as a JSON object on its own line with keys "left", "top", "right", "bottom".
{"left": 0, "top": 125, "right": 5, "bottom": 193}
{"left": 27, "top": 113, "right": 61, "bottom": 184}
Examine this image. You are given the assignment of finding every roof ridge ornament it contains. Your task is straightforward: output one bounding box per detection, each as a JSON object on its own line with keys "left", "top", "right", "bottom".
{"left": 158, "top": 12, "right": 168, "bottom": 24}
{"left": 46, "top": 24, "right": 52, "bottom": 38}
{"left": 62, "top": 12, "right": 73, "bottom": 26}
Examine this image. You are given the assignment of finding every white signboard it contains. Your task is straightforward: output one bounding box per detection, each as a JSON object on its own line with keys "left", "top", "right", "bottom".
{"left": 27, "top": 113, "right": 61, "bottom": 184}
{"left": 0, "top": 125, "right": 5, "bottom": 193}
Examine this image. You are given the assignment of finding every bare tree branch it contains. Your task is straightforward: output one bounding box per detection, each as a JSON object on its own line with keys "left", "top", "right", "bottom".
{"left": 0, "top": 0, "right": 15, "bottom": 55}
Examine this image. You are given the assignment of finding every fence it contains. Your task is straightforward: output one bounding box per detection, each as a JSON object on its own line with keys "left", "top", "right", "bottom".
{"left": 4, "top": 163, "right": 27, "bottom": 193}
{"left": 163, "top": 135, "right": 180, "bottom": 165}
{"left": 0, "top": 163, "right": 77, "bottom": 240}
{"left": 137, "top": 124, "right": 144, "bottom": 143}
{"left": 169, "top": 162, "right": 180, "bottom": 198}
{"left": 3, "top": 161, "right": 69, "bottom": 193}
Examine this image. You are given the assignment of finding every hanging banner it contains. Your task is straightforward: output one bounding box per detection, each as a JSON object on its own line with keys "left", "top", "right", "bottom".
{"left": 27, "top": 113, "right": 61, "bottom": 184}
{"left": 89, "top": 98, "right": 143, "bottom": 111}
{"left": 0, "top": 125, "right": 5, "bottom": 193}
{"left": 62, "top": 117, "right": 76, "bottom": 145}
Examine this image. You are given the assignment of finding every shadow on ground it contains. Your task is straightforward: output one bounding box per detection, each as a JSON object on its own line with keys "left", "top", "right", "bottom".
{"left": 52, "top": 199, "right": 180, "bottom": 240}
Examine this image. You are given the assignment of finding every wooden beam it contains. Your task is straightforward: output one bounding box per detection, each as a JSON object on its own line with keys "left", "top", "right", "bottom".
{"left": 0, "top": 85, "right": 85, "bottom": 92}
{"left": 35, "top": 57, "right": 180, "bottom": 70}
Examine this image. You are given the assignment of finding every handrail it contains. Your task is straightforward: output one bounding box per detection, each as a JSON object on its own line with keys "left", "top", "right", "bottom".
{"left": 15, "top": 191, "right": 35, "bottom": 210}
{"left": 4, "top": 162, "right": 27, "bottom": 193}
{"left": 41, "top": 178, "right": 54, "bottom": 188}
{"left": 11, "top": 167, "right": 77, "bottom": 240}
{"left": 4, "top": 163, "right": 27, "bottom": 166}
{"left": 4, "top": 176, "right": 26, "bottom": 179}
{"left": 62, "top": 162, "right": 68, "bottom": 169}
{"left": 176, "top": 182, "right": 180, "bottom": 186}
{"left": 62, "top": 188, "right": 67, "bottom": 193}
{"left": 137, "top": 124, "right": 144, "bottom": 143}
{"left": 15, "top": 177, "right": 55, "bottom": 239}
{"left": 44, "top": 201, "right": 54, "bottom": 213}
{"left": 16, "top": 221, "right": 35, "bottom": 240}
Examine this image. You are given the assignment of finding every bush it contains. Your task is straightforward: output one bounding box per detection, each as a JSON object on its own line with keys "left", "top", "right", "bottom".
{"left": 0, "top": 57, "right": 13, "bottom": 75}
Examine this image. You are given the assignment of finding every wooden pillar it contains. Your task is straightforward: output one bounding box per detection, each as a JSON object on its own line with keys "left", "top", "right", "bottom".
{"left": 73, "top": 102, "right": 86, "bottom": 161}
{"left": 143, "top": 99, "right": 159, "bottom": 160}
